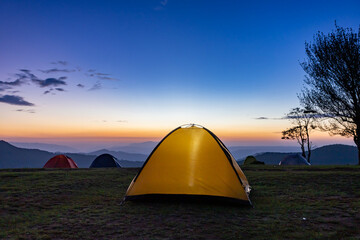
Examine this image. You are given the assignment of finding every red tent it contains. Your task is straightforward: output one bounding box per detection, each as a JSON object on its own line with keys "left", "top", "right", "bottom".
{"left": 43, "top": 155, "right": 79, "bottom": 168}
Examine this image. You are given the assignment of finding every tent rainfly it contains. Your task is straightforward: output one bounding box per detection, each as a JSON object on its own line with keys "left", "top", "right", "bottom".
{"left": 43, "top": 154, "right": 79, "bottom": 168}
{"left": 279, "top": 154, "right": 311, "bottom": 165}
{"left": 90, "top": 154, "right": 121, "bottom": 168}
{"left": 124, "top": 124, "right": 252, "bottom": 205}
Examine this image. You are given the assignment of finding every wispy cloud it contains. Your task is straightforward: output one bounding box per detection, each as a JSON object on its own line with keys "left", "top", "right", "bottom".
{"left": 98, "top": 76, "right": 118, "bottom": 80}
{"left": 19, "top": 69, "right": 38, "bottom": 80}
{"left": 0, "top": 95, "right": 34, "bottom": 106}
{"left": 32, "top": 77, "right": 67, "bottom": 88}
{"left": 51, "top": 60, "right": 68, "bottom": 66}
{"left": 0, "top": 79, "right": 24, "bottom": 87}
{"left": 39, "top": 68, "right": 76, "bottom": 74}
{"left": 255, "top": 114, "right": 328, "bottom": 120}
{"left": 2, "top": 63, "right": 118, "bottom": 105}
{"left": 16, "top": 109, "right": 36, "bottom": 114}
{"left": 283, "top": 114, "right": 331, "bottom": 119}
{"left": 8, "top": 90, "right": 20, "bottom": 94}
{"left": 88, "top": 81, "right": 102, "bottom": 91}
{"left": 12, "top": 69, "right": 68, "bottom": 89}
{"left": 154, "top": 0, "right": 168, "bottom": 10}
{"left": 86, "top": 71, "right": 118, "bottom": 81}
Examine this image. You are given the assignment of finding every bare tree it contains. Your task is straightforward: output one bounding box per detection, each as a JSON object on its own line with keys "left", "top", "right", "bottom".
{"left": 300, "top": 24, "right": 360, "bottom": 165}
{"left": 281, "top": 107, "right": 316, "bottom": 163}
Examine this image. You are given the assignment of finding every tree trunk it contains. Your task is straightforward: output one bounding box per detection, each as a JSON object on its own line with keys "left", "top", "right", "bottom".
{"left": 305, "top": 126, "right": 311, "bottom": 163}
{"left": 357, "top": 140, "right": 360, "bottom": 166}
{"left": 300, "top": 143, "right": 306, "bottom": 159}
{"left": 354, "top": 132, "right": 360, "bottom": 165}
{"left": 307, "top": 147, "right": 311, "bottom": 164}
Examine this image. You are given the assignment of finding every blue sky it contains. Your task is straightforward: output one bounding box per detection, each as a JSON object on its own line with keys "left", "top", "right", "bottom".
{"left": 0, "top": 0, "right": 359, "bottom": 149}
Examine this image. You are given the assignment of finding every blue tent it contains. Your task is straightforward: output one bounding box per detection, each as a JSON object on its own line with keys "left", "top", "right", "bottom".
{"left": 279, "top": 154, "right": 311, "bottom": 166}
{"left": 90, "top": 154, "right": 121, "bottom": 168}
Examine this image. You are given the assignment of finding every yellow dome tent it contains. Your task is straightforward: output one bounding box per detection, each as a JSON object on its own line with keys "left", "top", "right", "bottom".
{"left": 124, "top": 124, "right": 251, "bottom": 205}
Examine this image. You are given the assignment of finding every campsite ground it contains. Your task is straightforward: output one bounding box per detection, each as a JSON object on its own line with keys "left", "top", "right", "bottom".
{"left": 1, "top": 166, "right": 359, "bottom": 239}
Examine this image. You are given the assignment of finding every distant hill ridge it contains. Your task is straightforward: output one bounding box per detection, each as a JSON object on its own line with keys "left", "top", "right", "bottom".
{"left": 88, "top": 149, "right": 147, "bottom": 162}
{"left": 10, "top": 141, "right": 79, "bottom": 153}
{"left": 238, "top": 144, "right": 357, "bottom": 165}
{"left": 0, "top": 140, "right": 144, "bottom": 168}
{"left": 1, "top": 140, "right": 357, "bottom": 168}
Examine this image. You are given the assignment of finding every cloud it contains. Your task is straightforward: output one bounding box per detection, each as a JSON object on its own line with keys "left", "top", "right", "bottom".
{"left": 0, "top": 95, "right": 34, "bottom": 106}
{"left": 283, "top": 113, "right": 332, "bottom": 119}
{"left": 255, "top": 114, "right": 330, "bottom": 121}
{"left": 86, "top": 71, "right": 118, "bottom": 80}
{"left": 154, "top": 0, "right": 168, "bottom": 10}
{"left": 95, "top": 73, "right": 110, "bottom": 76}
{"left": 39, "top": 68, "right": 76, "bottom": 74}
{"left": 43, "top": 88, "right": 65, "bottom": 94}
{"left": 117, "top": 120, "right": 128, "bottom": 123}
{"left": 19, "top": 69, "right": 31, "bottom": 74}
{"left": 88, "top": 82, "right": 102, "bottom": 91}
{"left": 16, "top": 69, "right": 41, "bottom": 83}
{"left": 0, "top": 79, "right": 24, "bottom": 86}
{"left": 9, "top": 90, "right": 20, "bottom": 94}
{"left": 97, "top": 76, "right": 118, "bottom": 80}
{"left": 255, "top": 116, "right": 284, "bottom": 120}
{"left": 32, "top": 77, "right": 67, "bottom": 88}
{"left": 12, "top": 70, "right": 68, "bottom": 92}
{"left": 51, "top": 61, "right": 68, "bottom": 66}
{"left": 16, "top": 109, "right": 36, "bottom": 114}
{"left": 18, "top": 69, "right": 39, "bottom": 81}
{"left": 0, "top": 71, "right": 30, "bottom": 89}
{"left": 77, "top": 84, "right": 85, "bottom": 88}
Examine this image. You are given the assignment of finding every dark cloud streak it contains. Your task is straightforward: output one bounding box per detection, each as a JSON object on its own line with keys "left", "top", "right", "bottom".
{"left": 51, "top": 61, "right": 68, "bottom": 66}
{"left": 32, "top": 77, "right": 67, "bottom": 88}
{"left": 0, "top": 79, "right": 24, "bottom": 86}
{"left": 39, "top": 68, "right": 76, "bottom": 74}
{"left": 16, "top": 109, "right": 36, "bottom": 114}
{"left": 0, "top": 95, "right": 34, "bottom": 106}
{"left": 86, "top": 71, "right": 118, "bottom": 80}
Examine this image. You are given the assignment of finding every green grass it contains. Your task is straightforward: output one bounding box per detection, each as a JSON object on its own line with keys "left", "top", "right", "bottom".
{"left": 1, "top": 166, "right": 359, "bottom": 239}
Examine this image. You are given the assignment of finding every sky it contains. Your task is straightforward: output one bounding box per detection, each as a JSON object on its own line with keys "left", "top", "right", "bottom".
{"left": 0, "top": 0, "right": 359, "bottom": 151}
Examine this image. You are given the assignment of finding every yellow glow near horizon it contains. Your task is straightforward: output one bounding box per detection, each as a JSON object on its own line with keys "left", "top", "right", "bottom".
{"left": 1, "top": 119, "right": 354, "bottom": 146}
{"left": 0, "top": 98, "right": 355, "bottom": 146}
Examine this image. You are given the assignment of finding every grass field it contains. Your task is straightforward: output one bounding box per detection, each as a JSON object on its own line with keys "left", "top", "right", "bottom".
{"left": 1, "top": 166, "right": 360, "bottom": 239}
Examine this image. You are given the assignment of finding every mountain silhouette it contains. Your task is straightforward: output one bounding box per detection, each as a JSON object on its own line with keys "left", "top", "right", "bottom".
{"left": 88, "top": 149, "right": 147, "bottom": 162}
{"left": 0, "top": 140, "right": 144, "bottom": 168}
{"left": 238, "top": 144, "right": 358, "bottom": 165}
